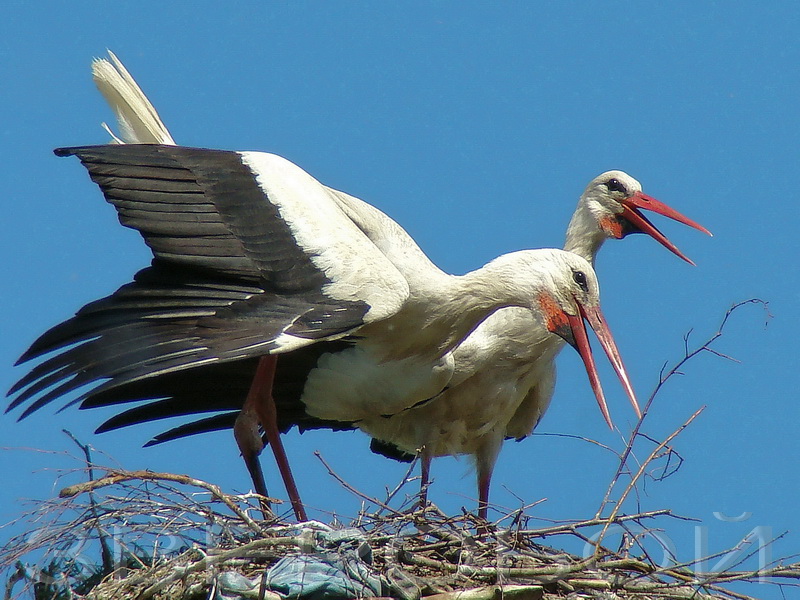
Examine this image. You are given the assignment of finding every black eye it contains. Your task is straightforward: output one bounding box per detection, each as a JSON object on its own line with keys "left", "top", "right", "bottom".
{"left": 605, "top": 178, "right": 627, "bottom": 194}
{"left": 573, "top": 270, "right": 589, "bottom": 292}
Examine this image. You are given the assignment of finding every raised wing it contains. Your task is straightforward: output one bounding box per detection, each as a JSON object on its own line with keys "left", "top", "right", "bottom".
{"left": 9, "top": 144, "right": 409, "bottom": 417}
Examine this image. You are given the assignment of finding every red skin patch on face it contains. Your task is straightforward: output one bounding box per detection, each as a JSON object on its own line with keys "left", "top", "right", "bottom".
{"left": 599, "top": 215, "right": 624, "bottom": 239}
{"left": 538, "top": 293, "right": 568, "bottom": 332}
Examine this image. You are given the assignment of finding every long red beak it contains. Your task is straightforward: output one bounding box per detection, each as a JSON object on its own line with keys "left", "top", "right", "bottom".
{"left": 620, "top": 191, "right": 712, "bottom": 266}
{"left": 578, "top": 303, "right": 641, "bottom": 420}
{"left": 562, "top": 303, "right": 640, "bottom": 429}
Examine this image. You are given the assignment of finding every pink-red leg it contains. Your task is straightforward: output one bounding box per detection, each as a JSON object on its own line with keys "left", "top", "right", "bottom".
{"left": 234, "top": 355, "right": 308, "bottom": 522}
{"left": 474, "top": 467, "right": 494, "bottom": 539}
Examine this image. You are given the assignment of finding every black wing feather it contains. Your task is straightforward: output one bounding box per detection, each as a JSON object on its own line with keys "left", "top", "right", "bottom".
{"left": 90, "top": 344, "right": 357, "bottom": 443}
{"left": 10, "top": 145, "right": 372, "bottom": 420}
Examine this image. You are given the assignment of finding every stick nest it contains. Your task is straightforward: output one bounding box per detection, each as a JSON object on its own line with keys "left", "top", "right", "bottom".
{"left": 3, "top": 465, "right": 797, "bottom": 600}
{"left": 4, "top": 302, "right": 794, "bottom": 600}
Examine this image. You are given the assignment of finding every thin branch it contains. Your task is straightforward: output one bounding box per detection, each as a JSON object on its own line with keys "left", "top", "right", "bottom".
{"left": 59, "top": 469, "right": 272, "bottom": 536}
{"left": 62, "top": 430, "right": 115, "bottom": 576}
{"left": 597, "top": 299, "right": 770, "bottom": 519}
{"left": 313, "top": 450, "right": 405, "bottom": 517}
{"left": 594, "top": 406, "right": 705, "bottom": 554}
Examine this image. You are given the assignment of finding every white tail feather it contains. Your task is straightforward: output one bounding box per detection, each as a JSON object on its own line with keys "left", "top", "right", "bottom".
{"left": 92, "top": 50, "right": 176, "bottom": 145}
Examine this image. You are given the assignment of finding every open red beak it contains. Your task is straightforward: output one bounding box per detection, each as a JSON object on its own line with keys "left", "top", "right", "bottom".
{"left": 578, "top": 303, "right": 640, "bottom": 419}
{"left": 562, "top": 303, "right": 640, "bottom": 429}
{"left": 619, "top": 191, "right": 712, "bottom": 266}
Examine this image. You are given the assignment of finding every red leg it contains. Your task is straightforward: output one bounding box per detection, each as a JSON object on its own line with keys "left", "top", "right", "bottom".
{"left": 236, "top": 355, "right": 308, "bottom": 521}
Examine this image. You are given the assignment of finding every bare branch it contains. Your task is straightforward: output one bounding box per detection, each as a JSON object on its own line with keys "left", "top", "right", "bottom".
{"left": 59, "top": 468, "right": 272, "bottom": 536}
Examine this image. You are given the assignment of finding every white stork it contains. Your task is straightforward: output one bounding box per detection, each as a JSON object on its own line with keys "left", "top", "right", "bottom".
{"left": 86, "top": 52, "right": 708, "bottom": 520}
{"left": 86, "top": 54, "right": 710, "bottom": 520}
{"left": 360, "top": 170, "right": 710, "bottom": 519}
{"left": 7, "top": 54, "right": 640, "bottom": 523}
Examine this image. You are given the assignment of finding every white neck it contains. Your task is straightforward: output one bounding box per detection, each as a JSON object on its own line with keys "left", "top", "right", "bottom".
{"left": 563, "top": 200, "right": 606, "bottom": 266}
{"left": 367, "top": 252, "right": 551, "bottom": 361}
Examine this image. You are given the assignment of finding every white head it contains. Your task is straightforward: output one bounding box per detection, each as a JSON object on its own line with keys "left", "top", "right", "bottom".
{"left": 487, "top": 248, "right": 640, "bottom": 428}
{"left": 566, "top": 170, "right": 711, "bottom": 265}
{"left": 581, "top": 171, "right": 644, "bottom": 239}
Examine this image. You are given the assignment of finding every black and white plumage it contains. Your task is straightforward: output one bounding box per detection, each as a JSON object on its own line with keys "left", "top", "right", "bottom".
{"left": 7, "top": 140, "right": 634, "bottom": 513}
{"left": 10, "top": 142, "right": 575, "bottom": 408}
{"left": 97, "top": 55, "right": 706, "bottom": 520}
{"left": 9, "top": 53, "right": 695, "bottom": 522}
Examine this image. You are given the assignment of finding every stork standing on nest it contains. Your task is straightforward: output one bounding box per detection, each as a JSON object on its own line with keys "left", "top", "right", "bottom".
{"left": 8, "top": 55, "right": 642, "bottom": 523}
{"left": 360, "top": 170, "right": 710, "bottom": 519}
{"left": 89, "top": 52, "right": 708, "bottom": 519}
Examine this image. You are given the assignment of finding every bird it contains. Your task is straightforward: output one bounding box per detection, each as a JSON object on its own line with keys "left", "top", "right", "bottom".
{"left": 87, "top": 53, "right": 708, "bottom": 519}
{"left": 7, "top": 58, "right": 640, "bottom": 522}
{"left": 11, "top": 52, "right": 706, "bottom": 521}
{"left": 359, "top": 171, "right": 711, "bottom": 519}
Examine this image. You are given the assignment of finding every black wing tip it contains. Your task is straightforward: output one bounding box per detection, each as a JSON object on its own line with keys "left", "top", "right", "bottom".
{"left": 369, "top": 438, "right": 415, "bottom": 463}
{"left": 7, "top": 380, "right": 22, "bottom": 396}
{"left": 17, "top": 405, "right": 38, "bottom": 421}
{"left": 94, "top": 423, "right": 114, "bottom": 434}
{"left": 54, "top": 146, "right": 82, "bottom": 157}
{"left": 14, "top": 333, "right": 72, "bottom": 366}
{"left": 13, "top": 347, "right": 42, "bottom": 367}
{"left": 53, "top": 144, "right": 157, "bottom": 158}
{"left": 6, "top": 391, "right": 36, "bottom": 418}
{"left": 142, "top": 412, "right": 241, "bottom": 447}
{"left": 55, "top": 144, "right": 134, "bottom": 156}
{"left": 54, "top": 144, "right": 214, "bottom": 158}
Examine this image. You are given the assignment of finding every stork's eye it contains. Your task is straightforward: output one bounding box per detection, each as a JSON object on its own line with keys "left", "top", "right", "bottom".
{"left": 573, "top": 270, "right": 589, "bottom": 292}
{"left": 605, "top": 178, "right": 627, "bottom": 194}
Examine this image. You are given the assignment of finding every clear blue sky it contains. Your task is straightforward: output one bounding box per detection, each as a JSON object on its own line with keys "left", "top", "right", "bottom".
{"left": 2, "top": 3, "right": 798, "bottom": 595}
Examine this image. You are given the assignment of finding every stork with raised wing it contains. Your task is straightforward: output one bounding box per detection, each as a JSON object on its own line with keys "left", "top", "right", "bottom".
{"left": 7, "top": 55, "right": 640, "bottom": 524}
{"left": 94, "top": 52, "right": 707, "bottom": 518}
{"left": 8, "top": 53, "right": 706, "bottom": 522}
